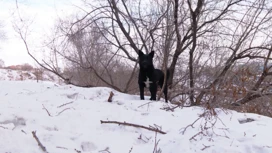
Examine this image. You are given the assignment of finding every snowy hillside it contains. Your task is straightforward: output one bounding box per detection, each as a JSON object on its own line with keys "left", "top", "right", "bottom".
{"left": 0, "top": 68, "right": 61, "bottom": 82}
{"left": 0, "top": 80, "right": 272, "bottom": 152}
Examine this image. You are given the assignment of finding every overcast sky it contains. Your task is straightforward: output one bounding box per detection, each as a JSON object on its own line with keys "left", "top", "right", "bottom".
{"left": 0, "top": 0, "right": 80, "bottom": 66}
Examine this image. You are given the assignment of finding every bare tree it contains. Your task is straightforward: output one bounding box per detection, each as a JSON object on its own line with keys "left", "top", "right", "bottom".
{"left": 15, "top": 0, "right": 272, "bottom": 114}
{"left": 195, "top": 0, "right": 272, "bottom": 105}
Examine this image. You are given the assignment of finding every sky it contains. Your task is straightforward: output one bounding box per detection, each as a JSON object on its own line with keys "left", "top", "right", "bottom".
{"left": 0, "top": 0, "right": 80, "bottom": 66}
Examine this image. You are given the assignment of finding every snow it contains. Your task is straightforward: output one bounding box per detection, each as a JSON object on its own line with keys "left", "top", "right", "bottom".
{"left": 0, "top": 72, "right": 272, "bottom": 153}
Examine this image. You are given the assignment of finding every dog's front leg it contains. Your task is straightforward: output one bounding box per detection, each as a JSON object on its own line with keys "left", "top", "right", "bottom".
{"left": 139, "top": 85, "right": 145, "bottom": 100}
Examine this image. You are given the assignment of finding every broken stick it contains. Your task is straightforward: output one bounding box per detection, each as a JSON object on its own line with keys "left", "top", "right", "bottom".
{"left": 100, "top": 120, "right": 166, "bottom": 134}
{"left": 107, "top": 91, "right": 114, "bottom": 102}
{"left": 32, "top": 131, "right": 48, "bottom": 153}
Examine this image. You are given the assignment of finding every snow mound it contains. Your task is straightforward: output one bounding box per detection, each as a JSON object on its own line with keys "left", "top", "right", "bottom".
{"left": 0, "top": 80, "right": 272, "bottom": 153}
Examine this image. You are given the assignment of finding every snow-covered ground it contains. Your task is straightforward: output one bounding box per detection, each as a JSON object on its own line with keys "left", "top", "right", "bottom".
{"left": 0, "top": 78, "right": 272, "bottom": 152}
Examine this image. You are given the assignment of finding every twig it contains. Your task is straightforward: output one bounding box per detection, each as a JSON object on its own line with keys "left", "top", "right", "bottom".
{"left": 56, "top": 108, "right": 72, "bottom": 116}
{"left": 161, "top": 103, "right": 191, "bottom": 112}
{"left": 230, "top": 139, "right": 234, "bottom": 146}
{"left": 99, "top": 147, "right": 111, "bottom": 153}
{"left": 21, "top": 129, "right": 27, "bottom": 134}
{"left": 152, "top": 124, "right": 162, "bottom": 130}
{"left": 107, "top": 91, "right": 114, "bottom": 102}
{"left": 137, "top": 134, "right": 148, "bottom": 143}
{"left": 75, "top": 148, "right": 81, "bottom": 153}
{"left": 100, "top": 120, "right": 167, "bottom": 134}
{"left": 42, "top": 104, "right": 52, "bottom": 117}
{"left": 190, "top": 130, "right": 205, "bottom": 141}
{"left": 153, "top": 132, "right": 161, "bottom": 153}
{"left": 161, "top": 105, "right": 178, "bottom": 112}
{"left": 138, "top": 102, "right": 156, "bottom": 108}
{"left": 138, "top": 135, "right": 146, "bottom": 143}
{"left": 32, "top": 131, "right": 48, "bottom": 153}
{"left": 180, "top": 117, "right": 201, "bottom": 134}
{"left": 128, "top": 147, "right": 133, "bottom": 153}
{"left": 0, "top": 125, "right": 8, "bottom": 129}
{"left": 201, "top": 144, "right": 212, "bottom": 151}
{"left": 56, "top": 146, "right": 68, "bottom": 150}
{"left": 57, "top": 101, "right": 74, "bottom": 108}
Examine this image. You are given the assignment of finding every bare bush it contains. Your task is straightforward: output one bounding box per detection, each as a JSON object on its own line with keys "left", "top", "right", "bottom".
{"left": 21, "top": 63, "right": 33, "bottom": 71}
{"left": 0, "top": 59, "right": 4, "bottom": 68}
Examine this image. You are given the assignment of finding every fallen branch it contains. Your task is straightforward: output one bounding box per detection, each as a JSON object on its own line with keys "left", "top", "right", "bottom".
{"left": 56, "top": 108, "right": 73, "bottom": 116}
{"left": 138, "top": 101, "right": 156, "bottom": 108}
{"left": 100, "top": 120, "right": 167, "bottom": 134}
{"left": 32, "top": 131, "right": 48, "bottom": 153}
{"left": 42, "top": 104, "right": 52, "bottom": 117}
{"left": 57, "top": 101, "right": 74, "bottom": 108}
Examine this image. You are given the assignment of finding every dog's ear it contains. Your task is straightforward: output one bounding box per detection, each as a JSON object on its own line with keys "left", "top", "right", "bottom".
{"left": 138, "top": 50, "right": 144, "bottom": 57}
{"left": 149, "top": 51, "right": 154, "bottom": 58}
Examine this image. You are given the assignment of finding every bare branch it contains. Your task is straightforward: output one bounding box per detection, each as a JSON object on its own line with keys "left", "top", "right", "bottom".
{"left": 100, "top": 120, "right": 167, "bottom": 134}
{"left": 32, "top": 131, "right": 49, "bottom": 153}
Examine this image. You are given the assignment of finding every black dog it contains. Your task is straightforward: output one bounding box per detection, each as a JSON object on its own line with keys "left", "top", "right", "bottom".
{"left": 138, "top": 50, "right": 168, "bottom": 102}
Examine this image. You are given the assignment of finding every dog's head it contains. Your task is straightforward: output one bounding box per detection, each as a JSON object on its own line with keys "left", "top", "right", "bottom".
{"left": 138, "top": 50, "right": 154, "bottom": 70}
